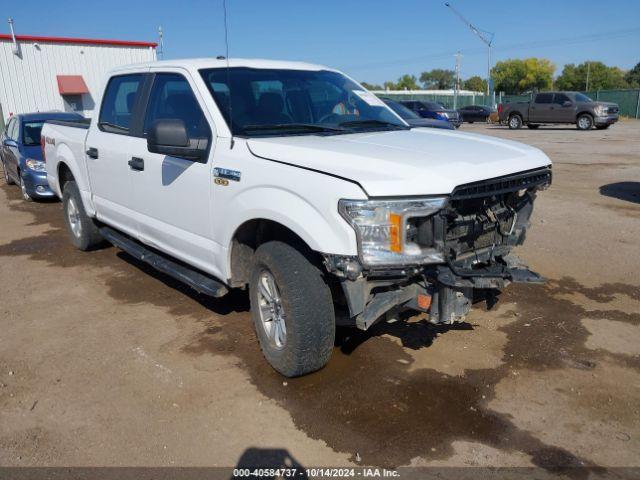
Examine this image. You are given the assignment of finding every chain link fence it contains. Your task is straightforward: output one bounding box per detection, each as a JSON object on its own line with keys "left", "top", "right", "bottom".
{"left": 376, "top": 89, "right": 640, "bottom": 118}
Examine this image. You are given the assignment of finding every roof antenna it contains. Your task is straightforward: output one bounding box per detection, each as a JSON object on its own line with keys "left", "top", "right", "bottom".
{"left": 223, "top": 0, "right": 234, "bottom": 149}
{"left": 157, "top": 25, "right": 164, "bottom": 59}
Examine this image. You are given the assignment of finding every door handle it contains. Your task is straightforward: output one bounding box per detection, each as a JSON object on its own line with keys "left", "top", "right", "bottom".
{"left": 128, "top": 157, "right": 144, "bottom": 171}
{"left": 86, "top": 147, "right": 99, "bottom": 159}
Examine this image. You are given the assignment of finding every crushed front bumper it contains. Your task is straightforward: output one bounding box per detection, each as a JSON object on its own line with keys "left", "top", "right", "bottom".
{"left": 340, "top": 256, "right": 543, "bottom": 330}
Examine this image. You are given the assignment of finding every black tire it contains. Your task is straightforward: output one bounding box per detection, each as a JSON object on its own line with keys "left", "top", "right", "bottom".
{"left": 508, "top": 114, "right": 523, "bottom": 129}
{"left": 577, "top": 114, "right": 594, "bottom": 130}
{"left": 62, "top": 180, "right": 103, "bottom": 251}
{"left": 527, "top": 124, "right": 540, "bottom": 129}
{"left": 249, "top": 241, "right": 335, "bottom": 377}
{"left": 18, "top": 172, "right": 33, "bottom": 202}
{"left": 596, "top": 124, "right": 610, "bottom": 130}
{"left": 2, "top": 160, "right": 15, "bottom": 185}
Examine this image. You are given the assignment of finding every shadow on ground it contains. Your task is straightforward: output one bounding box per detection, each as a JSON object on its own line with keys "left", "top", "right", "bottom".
{"left": 600, "top": 182, "right": 640, "bottom": 204}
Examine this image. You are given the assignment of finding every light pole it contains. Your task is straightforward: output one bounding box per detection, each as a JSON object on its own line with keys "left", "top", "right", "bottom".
{"left": 444, "top": 3, "right": 494, "bottom": 99}
{"left": 454, "top": 51, "right": 462, "bottom": 109}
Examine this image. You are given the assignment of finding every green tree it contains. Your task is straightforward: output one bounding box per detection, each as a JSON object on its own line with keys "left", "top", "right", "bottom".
{"left": 555, "top": 61, "right": 629, "bottom": 91}
{"left": 463, "top": 76, "right": 487, "bottom": 92}
{"left": 419, "top": 69, "right": 455, "bottom": 90}
{"left": 394, "top": 74, "right": 420, "bottom": 90}
{"left": 624, "top": 62, "right": 640, "bottom": 88}
{"left": 360, "top": 81, "right": 383, "bottom": 90}
{"left": 383, "top": 80, "right": 397, "bottom": 90}
{"left": 491, "top": 58, "right": 555, "bottom": 94}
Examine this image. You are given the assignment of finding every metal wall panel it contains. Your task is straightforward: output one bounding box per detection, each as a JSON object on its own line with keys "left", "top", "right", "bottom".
{"left": 0, "top": 39, "right": 156, "bottom": 119}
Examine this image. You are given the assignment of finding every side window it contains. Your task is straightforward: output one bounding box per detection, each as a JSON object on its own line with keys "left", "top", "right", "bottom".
{"left": 554, "top": 93, "right": 571, "bottom": 105}
{"left": 143, "top": 73, "right": 211, "bottom": 140}
{"left": 534, "top": 93, "right": 553, "bottom": 104}
{"left": 9, "top": 119, "right": 19, "bottom": 141}
{"left": 99, "top": 74, "right": 144, "bottom": 133}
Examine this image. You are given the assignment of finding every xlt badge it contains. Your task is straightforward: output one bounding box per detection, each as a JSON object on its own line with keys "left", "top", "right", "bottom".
{"left": 213, "top": 167, "right": 241, "bottom": 182}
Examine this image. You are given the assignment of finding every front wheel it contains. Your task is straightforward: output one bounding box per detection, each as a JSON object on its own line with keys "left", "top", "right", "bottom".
{"left": 19, "top": 174, "right": 33, "bottom": 202}
{"left": 250, "top": 241, "right": 335, "bottom": 377}
{"left": 508, "top": 114, "right": 523, "bottom": 129}
{"left": 577, "top": 114, "right": 594, "bottom": 130}
{"left": 62, "top": 181, "right": 103, "bottom": 251}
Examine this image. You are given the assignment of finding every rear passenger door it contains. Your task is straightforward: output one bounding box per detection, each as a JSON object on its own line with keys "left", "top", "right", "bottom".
{"left": 530, "top": 93, "right": 554, "bottom": 122}
{"left": 127, "top": 70, "right": 218, "bottom": 276}
{"left": 86, "top": 73, "right": 146, "bottom": 236}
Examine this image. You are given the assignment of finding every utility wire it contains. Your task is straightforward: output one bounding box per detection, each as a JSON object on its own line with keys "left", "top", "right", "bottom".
{"left": 346, "top": 27, "right": 640, "bottom": 71}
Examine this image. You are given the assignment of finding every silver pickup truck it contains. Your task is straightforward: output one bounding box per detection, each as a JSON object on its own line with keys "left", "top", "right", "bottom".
{"left": 500, "top": 91, "right": 619, "bottom": 130}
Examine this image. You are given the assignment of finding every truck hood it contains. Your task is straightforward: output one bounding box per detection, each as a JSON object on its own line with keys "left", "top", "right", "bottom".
{"left": 246, "top": 128, "right": 551, "bottom": 197}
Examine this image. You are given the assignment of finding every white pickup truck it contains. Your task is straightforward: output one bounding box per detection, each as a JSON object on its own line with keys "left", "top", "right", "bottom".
{"left": 43, "top": 58, "right": 552, "bottom": 377}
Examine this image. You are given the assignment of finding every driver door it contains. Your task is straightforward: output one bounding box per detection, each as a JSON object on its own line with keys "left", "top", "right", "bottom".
{"left": 127, "top": 69, "right": 218, "bottom": 276}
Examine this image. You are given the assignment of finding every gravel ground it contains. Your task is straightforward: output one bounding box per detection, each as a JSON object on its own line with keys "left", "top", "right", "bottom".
{"left": 0, "top": 120, "right": 638, "bottom": 474}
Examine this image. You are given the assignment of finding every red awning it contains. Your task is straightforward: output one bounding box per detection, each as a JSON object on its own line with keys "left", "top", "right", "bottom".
{"left": 56, "top": 75, "right": 89, "bottom": 95}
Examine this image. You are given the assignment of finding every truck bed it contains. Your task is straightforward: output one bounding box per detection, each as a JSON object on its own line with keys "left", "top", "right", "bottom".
{"left": 42, "top": 119, "right": 91, "bottom": 199}
{"left": 45, "top": 117, "right": 91, "bottom": 129}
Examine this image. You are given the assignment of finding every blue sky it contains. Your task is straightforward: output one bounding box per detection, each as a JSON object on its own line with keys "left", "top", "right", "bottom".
{"left": 6, "top": 0, "right": 640, "bottom": 84}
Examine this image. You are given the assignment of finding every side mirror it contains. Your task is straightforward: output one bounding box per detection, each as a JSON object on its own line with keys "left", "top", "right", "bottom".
{"left": 147, "top": 119, "right": 208, "bottom": 162}
{"left": 3, "top": 138, "right": 17, "bottom": 148}
{"left": 562, "top": 100, "right": 573, "bottom": 107}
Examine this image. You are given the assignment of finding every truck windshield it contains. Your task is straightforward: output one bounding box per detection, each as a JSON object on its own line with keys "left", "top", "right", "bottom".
{"left": 200, "top": 68, "right": 408, "bottom": 136}
{"left": 575, "top": 93, "right": 593, "bottom": 102}
{"left": 22, "top": 121, "right": 45, "bottom": 146}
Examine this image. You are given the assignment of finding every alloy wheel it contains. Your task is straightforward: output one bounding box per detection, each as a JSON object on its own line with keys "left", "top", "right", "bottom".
{"left": 257, "top": 269, "right": 287, "bottom": 350}
{"left": 66, "top": 197, "right": 83, "bottom": 238}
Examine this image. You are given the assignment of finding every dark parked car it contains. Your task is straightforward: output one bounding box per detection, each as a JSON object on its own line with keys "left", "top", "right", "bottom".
{"left": 1, "top": 112, "right": 83, "bottom": 201}
{"left": 458, "top": 105, "right": 493, "bottom": 123}
{"left": 383, "top": 99, "right": 454, "bottom": 130}
{"left": 400, "top": 100, "right": 462, "bottom": 128}
{"left": 499, "top": 92, "right": 619, "bottom": 130}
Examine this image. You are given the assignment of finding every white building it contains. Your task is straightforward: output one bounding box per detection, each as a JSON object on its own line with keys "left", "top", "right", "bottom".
{"left": 0, "top": 32, "right": 157, "bottom": 127}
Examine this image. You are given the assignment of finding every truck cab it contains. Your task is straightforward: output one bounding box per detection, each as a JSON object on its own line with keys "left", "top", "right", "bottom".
{"left": 43, "top": 58, "right": 552, "bottom": 377}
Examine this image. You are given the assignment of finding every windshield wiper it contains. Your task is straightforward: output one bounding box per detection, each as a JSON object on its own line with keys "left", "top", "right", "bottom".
{"left": 98, "top": 121, "right": 128, "bottom": 132}
{"left": 241, "top": 123, "right": 347, "bottom": 134}
{"left": 339, "top": 119, "right": 409, "bottom": 130}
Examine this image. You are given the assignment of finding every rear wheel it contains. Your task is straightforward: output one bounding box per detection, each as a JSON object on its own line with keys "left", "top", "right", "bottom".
{"left": 2, "top": 160, "right": 15, "bottom": 185}
{"left": 250, "top": 241, "right": 335, "bottom": 377}
{"left": 508, "top": 114, "right": 523, "bottom": 129}
{"left": 577, "top": 114, "right": 594, "bottom": 130}
{"left": 62, "top": 181, "right": 103, "bottom": 251}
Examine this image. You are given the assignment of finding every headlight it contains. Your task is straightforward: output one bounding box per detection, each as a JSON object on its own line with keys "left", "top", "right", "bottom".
{"left": 339, "top": 198, "right": 446, "bottom": 266}
{"left": 594, "top": 105, "right": 606, "bottom": 115}
{"left": 25, "top": 159, "right": 46, "bottom": 172}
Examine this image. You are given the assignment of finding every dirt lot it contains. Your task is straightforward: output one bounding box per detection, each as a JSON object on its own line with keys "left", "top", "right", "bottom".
{"left": 1, "top": 120, "right": 639, "bottom": 474}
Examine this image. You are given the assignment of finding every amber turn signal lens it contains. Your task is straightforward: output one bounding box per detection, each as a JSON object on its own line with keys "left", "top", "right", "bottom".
{"left": 389, "top": 213, "right": 402, "bottom": 252}
{"left": 417, "top": 294, "right": 432, "bottom": 310}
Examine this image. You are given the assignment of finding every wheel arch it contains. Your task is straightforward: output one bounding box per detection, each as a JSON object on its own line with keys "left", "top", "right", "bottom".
{"left": 576, "top": 111, "right": 594, "bottom": 120}
{"left": 228, "top": 218, "right": 324, "bottom": 288}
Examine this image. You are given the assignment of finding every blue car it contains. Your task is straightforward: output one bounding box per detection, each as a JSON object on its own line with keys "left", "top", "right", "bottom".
{"left": 382, "top": 99, "right": 454, "bottom": 130}
{"left": 400, "top": 100, "right": 462, "bottom": 128}
{"left": 1, "top": 112, "right": 83, "bottom": 201}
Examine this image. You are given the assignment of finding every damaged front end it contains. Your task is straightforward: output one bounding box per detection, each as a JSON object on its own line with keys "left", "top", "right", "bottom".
{"left": 328, "top": 167, "right": 552, "bottom": 330}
